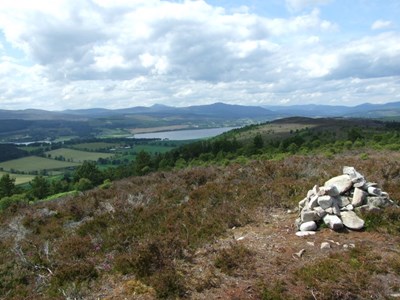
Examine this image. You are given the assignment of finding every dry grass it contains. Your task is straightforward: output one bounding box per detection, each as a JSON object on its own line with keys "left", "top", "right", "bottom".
{"left": 1, "top": 150, "right": 400, "bottom": 298}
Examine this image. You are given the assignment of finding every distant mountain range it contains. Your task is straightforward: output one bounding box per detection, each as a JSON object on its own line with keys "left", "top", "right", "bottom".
{"left": 1, "top": 101, "right": 400, "bottom": 121}
{"left": 263, "top": 101, "right": 400, "bottom": 118}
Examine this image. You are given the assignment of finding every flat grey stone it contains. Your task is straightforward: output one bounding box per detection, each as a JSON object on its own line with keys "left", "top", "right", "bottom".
{"left": 323, "top": 214, "right": 343, "bottom": 231}
{"left": 352, "top": 187, "right": 367, "bottom": 207}
{"left": 313, "top": 206, "right": 327, "bottom": 218}
{"left": 300, "top": 221, "right": 317, "bottom": 232}
{"left": 341, "top": 211, "right": 365, "bottom": 230}
{"left": 301, "top": 209, "right": 319, "bottom": 222}
{"left": 320, "top": 242, "right": 331, "bottom": 250}
{"left": 324, "top": 175, "right": 353, "bottom": 194}
{"left": 322, "top": 185, "right": 340, "bottom": 197}
{"left": 337, "top": 196, "right": 351, "bottom": 208}
{"left": 296, "top": 231, "right": 316, "bottom": 237}
{"left": 367, "top": 186, "right": 381, "bottom": 196}
{"left": 318, "top": 195, "right": 333, "bottom": 209}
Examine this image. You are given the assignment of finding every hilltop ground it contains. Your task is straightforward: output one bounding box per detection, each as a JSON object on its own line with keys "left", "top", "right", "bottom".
{"left": 1, "top": 150, "right": 400, "bottom": 299}
{"left": 98, "top": 208, "right": 400, "bottom": 300}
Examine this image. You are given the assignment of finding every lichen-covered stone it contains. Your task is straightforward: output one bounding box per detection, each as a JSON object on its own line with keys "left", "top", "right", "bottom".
{"left": 352, "top": 187, "right": 367, "bottom": 207}
{"left": 323, "top": 214, "right": 343, "bottom": 231}
{"left": 341, "top": 211, "right": 364, "bottom": 230}
{"left": 317, "top": 195, "right": 333, "bottom": 209}
{"left": 301, "top": 209, "right": 319, "bottom": 222}
{"left": 324, "top": 175, "right": 353, "bottom": 194}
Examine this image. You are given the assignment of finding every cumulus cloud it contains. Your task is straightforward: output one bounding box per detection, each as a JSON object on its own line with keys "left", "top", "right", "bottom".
{"left": 0, "top": 0, "right": 335, "bottom": 83}
{"left": 325, "top": 33, "right": 400, "bottom": 79}
{"left": 0, "top": 0, "right": 398, "bottom": 110}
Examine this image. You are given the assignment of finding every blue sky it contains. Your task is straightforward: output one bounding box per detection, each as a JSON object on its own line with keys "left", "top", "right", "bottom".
{"left": 0, "top": 0, "right": 399, "bottom": 110}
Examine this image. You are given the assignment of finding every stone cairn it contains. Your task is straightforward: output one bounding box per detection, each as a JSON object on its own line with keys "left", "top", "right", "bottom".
{"left": 296, "top": 166, "right": 396, "bottom": 235}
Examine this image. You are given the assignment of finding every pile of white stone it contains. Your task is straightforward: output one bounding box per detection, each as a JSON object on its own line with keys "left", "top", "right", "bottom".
{"left": 296, "top": 166, "right": 396, "bottom": 234}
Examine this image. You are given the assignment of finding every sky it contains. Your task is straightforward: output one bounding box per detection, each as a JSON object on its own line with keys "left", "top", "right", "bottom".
{"left": 0, "top": 0, "right": 399, "bottom": 110}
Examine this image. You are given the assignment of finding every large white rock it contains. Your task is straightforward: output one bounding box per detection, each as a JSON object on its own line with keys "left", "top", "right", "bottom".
{"left": 301, "top": 209, "right": 319, "bottom": 222}
{"left": 318, "top": 196, "right": 333, "bottom": 209}
{"left": 323, "top": 214, "right": 343, "bottom": 231}
{"left": 300, "top": 221, "right": 317, "bottom": 232}
{"left": 324, "top": 175, "right": 353, "bottom": 194}
{"left": 352, "top": 187, "right": 368, "bottom": 207}
{"left": 341, "top": 211, "right": 365, "bottom": 230}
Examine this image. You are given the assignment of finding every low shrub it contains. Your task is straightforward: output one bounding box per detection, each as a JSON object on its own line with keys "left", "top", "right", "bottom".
{"left": 214, "top": 243, "right": 254, "bottom": 276}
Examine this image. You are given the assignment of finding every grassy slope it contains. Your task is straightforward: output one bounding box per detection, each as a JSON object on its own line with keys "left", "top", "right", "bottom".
{"left": 222, "top": 117, "right": 385, "bottom": 144}
{"left": 0, "top": 171, "right": 35, "bottom": 185}
{"left": 45, "top": 148, "right": 114, "bottom": 163}
{"left": 1, "top": 150, "right": 400, "bottom": 299}
{"left": 0, "top": 156, "right": 80, "bottom": 172}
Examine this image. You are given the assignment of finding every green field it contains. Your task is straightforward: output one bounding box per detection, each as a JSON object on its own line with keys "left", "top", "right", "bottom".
{"left": 46, "top": 148, "right": 114, "bottom": 163}
{"left": 97, "top": 128, "right": 132, "bottom": 138}
{"left": 132, "top": 144, "right": 175, "bottom": 154}
{"left": 0, "top": 156, "right": 80, "bottom": 173}
{"left": 71, "top": 142, "right": 120, "bottom": 151}
{"left": 0, "top": 171, "right": 35, "bottom": 185}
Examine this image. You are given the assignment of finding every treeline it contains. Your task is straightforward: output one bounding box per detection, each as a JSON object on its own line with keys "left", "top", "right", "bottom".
{"left": 127, "top": 122, "right": 400, "bottom": 172}
{"left": 3, "top": 120, "right": 400, "bottom": 212}
{"left": 0, "top": 120, "right": 95, "bottom": 142}
{"left": 0, "top": 144, "right": 28, "bottom": 162}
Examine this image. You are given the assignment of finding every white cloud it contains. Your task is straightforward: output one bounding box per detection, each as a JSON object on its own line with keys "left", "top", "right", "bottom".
{"left": 286, "top": 0, "right": 332, "bottom": 12}
{"left": 325, "top": 33, "right": 400, "bottom": 79}
{"left": 371, "top": 20, "right": 393, "bottom": 30}
{"left": 0, "top": 0, "right": 398, "bottom": 110}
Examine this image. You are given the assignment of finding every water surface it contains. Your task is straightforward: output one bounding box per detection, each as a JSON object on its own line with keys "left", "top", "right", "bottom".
{"left": 133, "top": 127, "right": 237, "bottom": 140}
